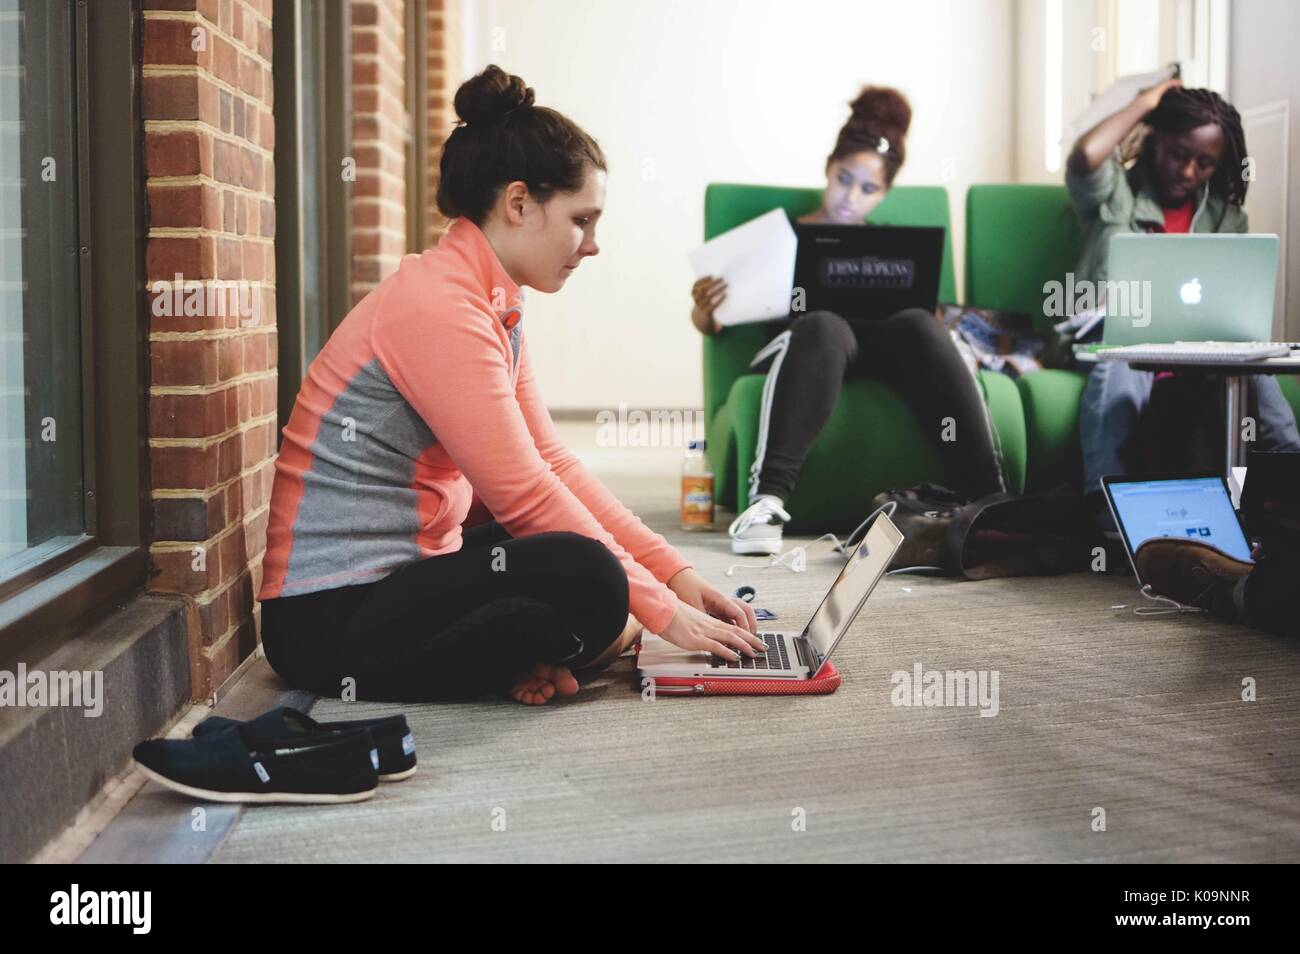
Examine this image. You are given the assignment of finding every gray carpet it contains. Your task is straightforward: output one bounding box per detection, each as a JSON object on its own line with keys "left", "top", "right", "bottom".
{"left": 206, "top": 426, "right": 1300, "bottom": 863}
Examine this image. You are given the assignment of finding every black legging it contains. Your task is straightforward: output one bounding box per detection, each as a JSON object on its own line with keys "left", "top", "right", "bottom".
{"left": 260, "top": 521, "right": 628, "bottom": 702}
{"left": 1241, "top": 543, "right": 1300, "bottom": 638}
{"left": 747, "top": 308, "right": 1006, "bottom": 502}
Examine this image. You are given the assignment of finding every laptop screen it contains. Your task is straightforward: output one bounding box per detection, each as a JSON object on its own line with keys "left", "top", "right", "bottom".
{"left": 1104, "top": 233, "right": 1279, "bottom": 346}
{"left": 803, "top": 515, "right": 903, "bottom": 667}
{"left": 793, "top": 224, "right": 944, "bottom": 318}
{"left": 1106, "top": 476, "right": 1253, "bottom": 563}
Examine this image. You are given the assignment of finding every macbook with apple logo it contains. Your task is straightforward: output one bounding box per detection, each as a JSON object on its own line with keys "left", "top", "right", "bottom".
{"left": 1101, "top": 233, "right": 1280, "bottom": 346}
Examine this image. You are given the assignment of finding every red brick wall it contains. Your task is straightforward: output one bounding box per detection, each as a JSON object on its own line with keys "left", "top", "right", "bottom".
{"left": 136, "top": 0, "right": 462, "bottom": 700}
{"left": 426, "top": 0, "right": 461, "bottom": 246}
{"left": 142, "top": 0, "right": 276, "bottom": 699}
{"left": 350, "top": 0, "right": 409, "bottom": 305}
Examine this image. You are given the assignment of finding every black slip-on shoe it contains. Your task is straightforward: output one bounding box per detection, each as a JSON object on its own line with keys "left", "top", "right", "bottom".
{"left": 133, "top": 724, "right": 380, "bottom": 804}
{"left": 193, "top": 707, "right": 417, "bottom": 782}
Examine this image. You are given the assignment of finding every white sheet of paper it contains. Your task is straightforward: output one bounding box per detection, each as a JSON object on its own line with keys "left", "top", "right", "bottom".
{"left": 1067, "top": 65, "right": 1178, "bottom": 140}
{"left": 687, "top": 208, "right": 797, "bottom": 326}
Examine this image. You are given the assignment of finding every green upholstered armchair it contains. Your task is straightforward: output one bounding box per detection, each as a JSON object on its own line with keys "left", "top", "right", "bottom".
{"left": 701, "top": 183, "right": 1027, "bottom": 533}
{"left": 964, "top": 184, "right": 1085, "bottom": 494}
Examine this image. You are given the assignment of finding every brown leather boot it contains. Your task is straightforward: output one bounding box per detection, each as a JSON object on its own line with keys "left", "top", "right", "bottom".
{"left": 1133, "top": 538, "right": 1253, "bottom": 616}
{"left": 869, "top": 485, "right": 966, "bottom": 570}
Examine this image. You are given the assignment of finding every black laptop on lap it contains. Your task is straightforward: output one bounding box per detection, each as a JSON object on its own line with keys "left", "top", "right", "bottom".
{"left": 792, "top": 223, "right": 945, "bottom": 318}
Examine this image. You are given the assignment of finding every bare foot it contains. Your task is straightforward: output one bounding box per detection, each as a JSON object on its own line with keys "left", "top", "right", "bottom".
{"left": 506, "top": 661, "right": 580, "bottom": 705}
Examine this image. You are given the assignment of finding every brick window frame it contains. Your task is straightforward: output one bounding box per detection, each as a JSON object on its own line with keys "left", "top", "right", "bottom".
{"left": 141, "top": 0, "right": 278, "bottom": 697}
{"left": 0, "top": 0, "right": 152, "bottom": 652}
{"left": 404, "top": 0, "right": 428, "bottom": 253}
{"left": 425, "top": 0, "right": 460, "bottom": 246}
{"left": 272, "top": 0, "right": 353, "bottom": 430}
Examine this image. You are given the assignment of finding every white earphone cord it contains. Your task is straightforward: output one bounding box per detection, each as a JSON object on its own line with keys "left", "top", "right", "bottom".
{"left": 1134, "top": 583, "right": 1206, "bottom": 616}
{"left": 724, "top": 501, "right": 900, "bottom": 577}
{"left": 725, "top": 499, "right": 1218, "bottom": 615}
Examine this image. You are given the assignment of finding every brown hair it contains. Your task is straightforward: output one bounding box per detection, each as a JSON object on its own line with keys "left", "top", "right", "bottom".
{"left": 436, "top": 65, "right": 607, "bottom": 225}
{"left": 827, "top": 86, "right": 912, "bottom": 186}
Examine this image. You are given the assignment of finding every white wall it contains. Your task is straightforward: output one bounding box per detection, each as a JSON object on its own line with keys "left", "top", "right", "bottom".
{"left": 1013, "top": 0, "right": 1234, "bottom": 182}
{"left": 462, "top": 0, "right": 1015, "bottom": 410}
{"left": 1013, "top": 0, "right": 1107, "bottom": 182}
{"left": 1231, "top": 0, "right": 1300, "bottom": 340}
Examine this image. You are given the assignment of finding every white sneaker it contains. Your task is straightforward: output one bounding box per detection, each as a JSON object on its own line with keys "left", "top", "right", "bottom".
{"left": 728, "top": 495, "right": 791, "bottom": 555}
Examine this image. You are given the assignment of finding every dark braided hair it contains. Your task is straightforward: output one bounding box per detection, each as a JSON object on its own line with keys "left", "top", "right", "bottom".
{"left": 827, "top": 86, "right": 911, "bottom": 186}
{"left": 1125, "top": 86, "right": 1249, "bottom": 206}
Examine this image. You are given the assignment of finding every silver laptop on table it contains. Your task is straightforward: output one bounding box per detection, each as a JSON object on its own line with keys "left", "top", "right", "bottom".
{"left": 1102, "top": 233, "right": 1280, "bottom": 349}
{"left": 636, "top": 513, "right": 904, "bottom": 681}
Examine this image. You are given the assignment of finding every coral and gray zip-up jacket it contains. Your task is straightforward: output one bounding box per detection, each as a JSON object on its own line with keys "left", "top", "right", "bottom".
{"left": 259, "top": 216, "right": 692, "bottom": 633}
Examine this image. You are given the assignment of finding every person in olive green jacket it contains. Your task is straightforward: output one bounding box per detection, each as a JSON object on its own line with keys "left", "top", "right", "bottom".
{"left": 1066, "top": 78, "right": 1300, "bottom": 524}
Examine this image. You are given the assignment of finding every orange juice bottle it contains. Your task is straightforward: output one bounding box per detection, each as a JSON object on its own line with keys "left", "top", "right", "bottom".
{"left": 680, "top": 439, "right": 714, "bottom": 531}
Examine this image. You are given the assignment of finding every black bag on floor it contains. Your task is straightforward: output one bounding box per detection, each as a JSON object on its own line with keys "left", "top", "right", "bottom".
{"left": 870, "top": 484, "right": 1092, "bottom": 579}
{"left": 941, "top": 487, "right": 1093, "bottom": 579}
{"left": 868, "top": 483, "right": 968, "bottom": 569}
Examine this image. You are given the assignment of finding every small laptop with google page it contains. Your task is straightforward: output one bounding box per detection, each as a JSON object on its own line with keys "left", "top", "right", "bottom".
{"left": 1101, "top": 474, "right": 1254, "bottom": 587}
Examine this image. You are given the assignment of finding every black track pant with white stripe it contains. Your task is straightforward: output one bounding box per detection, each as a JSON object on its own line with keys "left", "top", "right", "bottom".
{"left": 745, "top": 308, "right": 1006, "bottom": 503}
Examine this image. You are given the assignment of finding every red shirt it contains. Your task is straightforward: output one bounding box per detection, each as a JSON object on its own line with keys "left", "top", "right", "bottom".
{"left": 1163, "top": 200, "right": 1194, "bottom": 234}
{"left": 1154, "top": 199, "right": 1197, "bottom": 382}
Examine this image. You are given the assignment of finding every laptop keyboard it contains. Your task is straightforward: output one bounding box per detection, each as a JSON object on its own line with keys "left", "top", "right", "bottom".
{"left": 710, "top": 632, "right": 791, "bottom": 670}
{"left": 1097, "top": 341, "right": 1291, "bottom": 363}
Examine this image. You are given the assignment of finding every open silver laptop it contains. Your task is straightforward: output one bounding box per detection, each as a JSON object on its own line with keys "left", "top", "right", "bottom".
{"left": 1100, "top": 473, "right": 1254, "bottom": 587}
{"left": 1104, "top": 233, "right": 1280, "bottom": 346}
{"left": 637, "top": 513, "right": 903, "bottom": 680}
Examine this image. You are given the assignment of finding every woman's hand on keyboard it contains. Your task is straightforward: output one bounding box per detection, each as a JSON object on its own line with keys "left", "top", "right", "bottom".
{"left": 667, "top": 567, "right": 759, "bottom": 634}
{"left": 659, "top": 600, "right": 768, "bottom": 660}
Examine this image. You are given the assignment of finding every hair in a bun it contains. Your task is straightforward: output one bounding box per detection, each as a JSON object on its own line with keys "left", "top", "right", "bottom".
{"left": 437, "top": 65, "right": 606, "bottom": 224}
{"left": 453, "top": 64, "right": 536, "bottom": 127}
{"left": 828, "top": 85, "right": 912, "bottom": 185}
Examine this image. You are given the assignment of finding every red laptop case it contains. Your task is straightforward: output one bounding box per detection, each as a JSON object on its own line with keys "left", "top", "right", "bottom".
{"left": 635, "top": 644, "right": 841, "bottom": 696}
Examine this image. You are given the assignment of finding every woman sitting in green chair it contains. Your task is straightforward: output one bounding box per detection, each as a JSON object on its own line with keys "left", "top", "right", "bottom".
{"left": 690, "top": 87, "right": 1006, "bottom": 555}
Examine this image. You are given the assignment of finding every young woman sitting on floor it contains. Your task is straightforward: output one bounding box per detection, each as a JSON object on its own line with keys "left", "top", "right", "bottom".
{"left": 258, "top": 66, "right": 764, "bottom": 706}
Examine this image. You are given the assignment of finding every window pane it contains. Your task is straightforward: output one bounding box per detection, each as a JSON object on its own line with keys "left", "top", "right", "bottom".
{"left": 0, "top": 0, "right": 85, "bottom": 584}
{"left": 299, "top": 0, "right": 324, "bottom": 363}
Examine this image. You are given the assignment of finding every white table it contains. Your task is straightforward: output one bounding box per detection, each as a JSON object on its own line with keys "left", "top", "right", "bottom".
{"left": 1074, "top": 348, "right": 1300, "bottom": 479}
